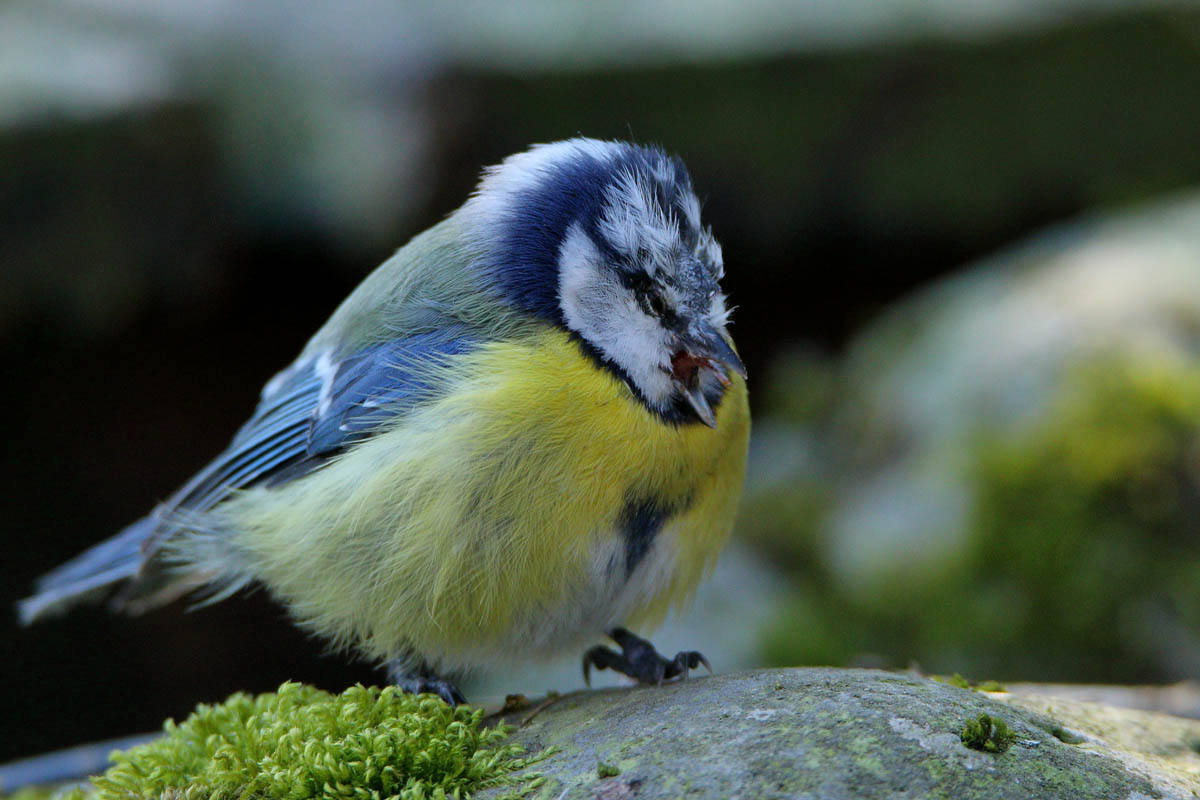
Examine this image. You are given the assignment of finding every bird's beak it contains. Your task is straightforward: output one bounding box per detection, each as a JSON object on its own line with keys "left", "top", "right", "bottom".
{"left": 670, "top": 322, "right": 747, "bottom": 428}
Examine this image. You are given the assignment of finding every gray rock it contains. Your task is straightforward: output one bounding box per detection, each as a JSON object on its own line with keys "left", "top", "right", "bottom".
{"left": 482, "top": 667, "right": 1200, "bottom": 799}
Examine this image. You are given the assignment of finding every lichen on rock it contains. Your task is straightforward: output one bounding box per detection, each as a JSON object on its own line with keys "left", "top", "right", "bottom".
{"left": 480, "top": 667, "right": 1200, "bottom": 799}
{"left": 9, "top": 669, "right": 1198, "bottom": 799}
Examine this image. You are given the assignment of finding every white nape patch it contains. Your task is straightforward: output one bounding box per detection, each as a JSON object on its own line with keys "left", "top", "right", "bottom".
{"left": 598, "top": 169, "right": 680, "bottom": 270}
{"left": 558, "top": 222, "right": 675, "bottom": 409}
{"left": 463, "top": 138, "right": 623, "bottom": 229}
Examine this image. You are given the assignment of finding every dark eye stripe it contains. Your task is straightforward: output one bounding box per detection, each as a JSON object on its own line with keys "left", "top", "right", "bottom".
{"left": 648, "top": 293, "right": 667, "bottom": 317}
{"left": 619, "top": 271, "right": 654, "bottom": 294}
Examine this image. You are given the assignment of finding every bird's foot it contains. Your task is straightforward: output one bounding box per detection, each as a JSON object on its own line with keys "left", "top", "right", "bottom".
{"left": 397, "top": 675, "right": 466, "bottom": 707}
{"left": 388, "top": 660, "right": 466, "bottom": 706}
{"left": 582, "top": 627, "right": 711, "bottom": 687}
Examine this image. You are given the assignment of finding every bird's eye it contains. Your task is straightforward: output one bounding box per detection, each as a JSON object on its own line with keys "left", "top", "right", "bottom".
{"left": 626, "top": 273, "right": 667, "bottom": 317}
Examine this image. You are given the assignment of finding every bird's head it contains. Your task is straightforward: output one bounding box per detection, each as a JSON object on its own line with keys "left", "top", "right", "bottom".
{"left": 466, "top": 139, "right": 744, "bottom": 427}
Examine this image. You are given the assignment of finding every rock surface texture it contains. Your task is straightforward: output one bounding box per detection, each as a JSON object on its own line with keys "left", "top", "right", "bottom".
{"left": 481, "top": 667, "right": 1200, "bottom": 799}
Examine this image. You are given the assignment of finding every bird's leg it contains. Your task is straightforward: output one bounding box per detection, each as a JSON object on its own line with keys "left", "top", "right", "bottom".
{"left": 582, "top": 627, "right": 711, "bottom": 686}
{"left": 387, "top": 658, "right": 466, "bottom": 707}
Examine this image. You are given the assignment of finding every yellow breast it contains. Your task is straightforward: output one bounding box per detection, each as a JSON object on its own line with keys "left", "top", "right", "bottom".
{"left": 227, "top": 328, "right": 750, "bottom": 667}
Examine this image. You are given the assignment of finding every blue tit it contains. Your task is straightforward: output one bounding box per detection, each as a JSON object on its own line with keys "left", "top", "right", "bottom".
{"left": 19, "top": 139, "right": 750, "bottom": 705}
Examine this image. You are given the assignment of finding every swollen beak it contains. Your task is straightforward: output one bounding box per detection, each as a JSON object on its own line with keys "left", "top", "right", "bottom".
{"left": 683, "top": 383, "right": 718, "bottom": 428}
{"left": 694, "top": 322, "right": 748, "bottom": 381}
{"left": 675, "top": 322, "right": 747, "bottom": 429}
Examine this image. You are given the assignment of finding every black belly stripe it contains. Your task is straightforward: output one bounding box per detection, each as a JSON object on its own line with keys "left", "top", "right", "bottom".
{"left": 620, "top": 496, "right": 688, "bottom": 578}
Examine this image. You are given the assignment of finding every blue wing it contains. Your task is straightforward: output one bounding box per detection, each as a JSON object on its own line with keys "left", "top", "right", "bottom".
{"left": 19, "top": 327, "right": 476, "bottom": 624}
{"left": 167, "top": 328, "right": 476, "bottom": 516}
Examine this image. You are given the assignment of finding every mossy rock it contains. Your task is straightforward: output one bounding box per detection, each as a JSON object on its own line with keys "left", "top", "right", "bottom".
{"left": 481, "top": 668, "right": 1200, "bottom": 799}
{"left": 9, "top": 669, "right": 1198, "bottom": 799}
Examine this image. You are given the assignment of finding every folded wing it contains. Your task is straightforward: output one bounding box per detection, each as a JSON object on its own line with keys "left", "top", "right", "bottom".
{"left": 19, "top": 328, "right": 475, "bottom": 624}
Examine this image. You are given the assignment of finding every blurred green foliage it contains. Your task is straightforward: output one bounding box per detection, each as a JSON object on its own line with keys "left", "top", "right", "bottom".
{"left": 737, "top": 350, "right": 837, "bottom": 575}
{"left": 968, "top": 356, "right": 1200, "bottom": 679}
{"left": 758, "top": 353, "right": 1200, "bottom": 682}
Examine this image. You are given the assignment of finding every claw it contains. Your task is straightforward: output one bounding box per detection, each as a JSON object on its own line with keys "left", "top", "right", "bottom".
{"left": 388, "top": 658, "right": 467, "bottom": 706}
{"left": 400, "top": 676, "right": 466, "bottom": 706}
{"left": 671, "top": 650, "right": 711, "bottom": 681}
{"left": 580, "top": 628, "right": 712, "bottom": 687}
{"left": 582, "top": 646, "right": 603, "bottom": 687}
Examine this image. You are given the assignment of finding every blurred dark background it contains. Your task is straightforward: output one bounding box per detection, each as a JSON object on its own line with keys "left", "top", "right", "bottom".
{"left": 6, "top": 0, "right": 1200, "bottom": 763}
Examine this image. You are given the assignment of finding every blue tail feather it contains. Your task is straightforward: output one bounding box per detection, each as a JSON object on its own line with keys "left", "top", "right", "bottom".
{"left": 17, "top": 516, "right": 158, "bottom": 626}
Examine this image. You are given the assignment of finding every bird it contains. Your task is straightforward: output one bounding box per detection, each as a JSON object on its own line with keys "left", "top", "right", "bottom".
{"left": 18, "top": 138, "right": 750, "bottom": 706}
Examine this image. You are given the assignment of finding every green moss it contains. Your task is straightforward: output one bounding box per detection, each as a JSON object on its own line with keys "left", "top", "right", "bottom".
{"left": 596, "top": 762, "right": 620, "bottom": 778}
{"left": 58, "top": 682, "right": 549, "bottom": 800}
{"left": 930, "top": 674, "right": 1007, "bottom": 693}
{"left": 960, "top": 714, "right": 1016, "bottom": 754}
{"left": 1050, "top": 725, "right": 1086, "bottom": 745}
{"left": 934, "top": 674, "right": 972, "bottom": 690}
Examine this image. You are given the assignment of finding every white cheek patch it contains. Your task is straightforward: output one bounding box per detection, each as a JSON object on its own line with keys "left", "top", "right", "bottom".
{"left": 454, "top": 137, "right": 730, "bottom": 414}
{"left": 558, "top": 223, "right": 675, "bottom": 409}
